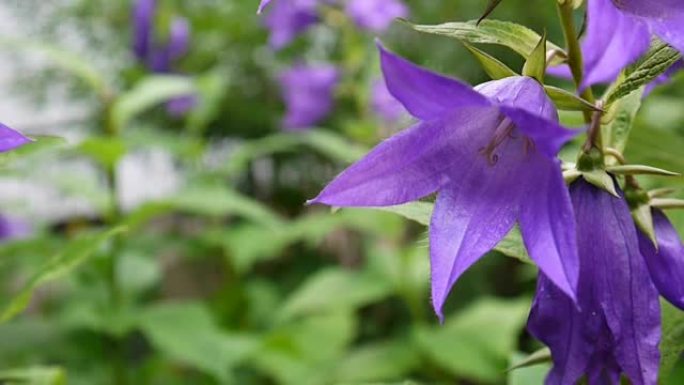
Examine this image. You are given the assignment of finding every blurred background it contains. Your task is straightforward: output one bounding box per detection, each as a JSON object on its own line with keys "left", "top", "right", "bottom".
{"left": 0, "top": 1, "right": 682, "bottom": 384}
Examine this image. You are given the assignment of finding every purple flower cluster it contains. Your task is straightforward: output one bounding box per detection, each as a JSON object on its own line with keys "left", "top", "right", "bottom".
{"left": 279, "top": 64, "right": 340, "bottom": 131}
{"left": 133, "top": 0, "right": 196, "bottom": 115}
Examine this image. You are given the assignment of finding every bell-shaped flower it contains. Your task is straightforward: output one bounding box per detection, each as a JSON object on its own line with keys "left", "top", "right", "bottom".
{"left": 345, "top": 0, "right": 409, "bottom": 33}
{"left": 279, "top": 64, "right": 339, "bottom": 130}
{"left": 528, "top": 180, "right": 661, "bottom": 385}
{"left": 262, "top": 0, "right": 319, "bottom": 50}
{"left": 551, "top": 0, "right": 684, "bottom": 89}
{"left": 309, "top": 43, "right": 581, "bottom": 319}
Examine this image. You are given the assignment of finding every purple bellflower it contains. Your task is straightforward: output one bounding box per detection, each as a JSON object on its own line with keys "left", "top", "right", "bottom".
{"left": 345, "top": 0, "right": 409, "bottom": 33}
{"left": 371, "top": 78, "right": 406, "bottom": 125}
{"left": 0, "top": 122, "right": 30, "bottom": 152}
{"left": 528, "top": 180, "right": 662, "bottom": 385}
{"left": 279, "top": 64, "right": 339, "bottom": 130}
{"left": 262, "top": 0, "right": 319, "bottom": 50}
{"left": 309, "top": 43, "right": 581, "bottom": 320}
{"left": 550, "top": 0, "right": 684, "bottom": 89}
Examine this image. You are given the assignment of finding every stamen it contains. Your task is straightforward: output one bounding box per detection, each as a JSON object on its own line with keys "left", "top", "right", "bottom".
{"left": 479, "top": 117, "right": 515, "bottom": 166}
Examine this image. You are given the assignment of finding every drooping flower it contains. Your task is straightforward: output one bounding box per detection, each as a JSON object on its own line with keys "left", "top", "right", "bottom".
{"left": 279, "top": 64, "right": 339, "bottom": 130}
{"left": 0, "top": 122, "right": 30, "bottom": 152}
{"left": 638, "top": 209, "right": 684, "bottom": 310}
{"left": 528, "top": 180, "right": 661, "bottom": 385}
{"left": 262, "top": 0, "right": 319, "bottom": 50}
{"left": 309, "top": 43, "right": 581, "bottom": 319}
{"left": 370, "top": 78, "right": 406, "bottom": 125}
{"left": 551, "top": 0, "right": 684, "bottom": 89}
{"left": 345, "top": 0, "right": 409, "bottom": 33}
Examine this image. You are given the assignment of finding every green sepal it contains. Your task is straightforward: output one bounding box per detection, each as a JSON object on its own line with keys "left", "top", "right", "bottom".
{"left": 606, "top": 164, "right": 681, "bottom": 177}
{"left": 544, "top": 85, "right": 601, "bottom": 112}
{"left": 507, "top": 347, "right": 552, "bottom": 372}
{"left": 632, "top": 203, "right": 657, "bottom": 247}
{"left": 651, "top": 198, "right": 684, "bottom": 210}
{"left": 649, "top": 188, "right": 679, "bottom": 199}
{"left": 582, "top": 170, "right": 619, "bottom": 197}
{"left": 563, "top": 169, "right": 582, "bottom": 184}
{"left": 522, "top": 32, "right": 547, "bottom": 83}
{"left": 464, "top": 43, "right": 518, "bottom": 80}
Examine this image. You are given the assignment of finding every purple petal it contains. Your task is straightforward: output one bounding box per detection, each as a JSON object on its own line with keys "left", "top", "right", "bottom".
{"left": 650, "top": 12, "right": 684, "bottom": 53}
{"left": 611, "top": 0, "right": 684, "bottom": 18}
{"left": 258, "top": 0, "right": 273, "bottom": 13}
{"left": 0, "top": 215, "right": 31, "bottom": 241}
{"left": 378, "top": 42, "right": 490, "bottom": 121}
{"left": 519, "top": 158, "right": 579, "bottom": 302}
{"left": 498, "top": 106, "right": 579, "bottom": 159}
{"left": 133, "top": 0, "right": 156, "bottom": 61}
{"left": 346, "top": 0, "right": 409, "bottom": 33}
{"left": 528, "top": 275, "right": 594, "bottom": 385}
{"left": 639, "top": 209, "right": 684, "bottom": 310}
{"left": 310, "top": 106, "right": 501, "bottom": 207}
{"left": 370, "top": 78, "right": 406, "bottom": 124}
{"left": 0, "top": 123, "right": 31, "bottom": 152}
{"left": 279, "top": 64, "right": 339, "bottom": 130}
{"left": 475, "top": 76, "right": 558, "bottom": 122}
{"left": 168, "top": 17, "right": 191, "bottom": 61}
{"left": 263, "top": 0, "right": 318, "bottom": 50}
{"left": 581, "top": 0, "right": 651, "bottom": 88}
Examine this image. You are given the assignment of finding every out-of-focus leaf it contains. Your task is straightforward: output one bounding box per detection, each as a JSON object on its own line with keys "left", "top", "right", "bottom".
{"left": 253, "top": 311, "right": 356, "bottom": 385}
{"left": 123, "top": 184, "right": 284, "bottom": 229}
{"left": 507, "top": 348, "right": 551, "bottom": 371}
{"left": 660, "top": 301, "right": 684, "bottom": 379}
{"left": 187, "top": 69, "right": 230, "bottom": 134}
{"left": 0, "top": 227, "right": 125, "bottom": 323}
{"left": 334, "top": 340, "right": 421, "bottom": 382}
{"left": 406, "top": 19, "right": 565, "bottom": 65}
{"left": 77, "top": 136, "right": 127, "bottom": 169}
{"left": 221, "top": 131, "right": 366, "bottom": 177}
{"left": 507, "top": 352, "right": 550, "bottom": 385}
{"left": 0, "top": 136, "right": 67, "bottom": 169}
{"left": 138, "top": 302, "right": 258, "bottom": 382}
{"left": 110, "top": 75, "right": 197, "bottom": 131}
{"left": 605, "top": 40, "right": 681, "bottom": 105}
{"left": 602, "top": 87, "right": 643, "bottom": 162}
{"left": 278, "top": 268, "right": 393, "bottom": 321}
{"left": 0, "top": 38, "right": 110, "bottom": 99}
{"left": 0, "top": 366, "right": 66, "bottom": 385}
{"left": 415, "top": 298, "right": 529, "bottom": 383}
{"left": 625, "top": 126, "right": 684, "bottom": 177}
{"left": 372, "top": 203, "right": 532, "bottom": 263}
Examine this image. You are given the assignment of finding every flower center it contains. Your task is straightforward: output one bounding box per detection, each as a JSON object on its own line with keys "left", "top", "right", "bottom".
{"left": 479, "top": 117, "right": 535, "bottom": 166}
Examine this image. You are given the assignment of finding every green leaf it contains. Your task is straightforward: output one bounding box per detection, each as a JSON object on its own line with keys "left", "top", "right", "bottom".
{"left": 76, "top": 136, "right": 127, "bottom": 169}
{"left": 371, "top": 202, "right": 531, "bottom": 263}
{"left": 544, "top": 85, "right": 600, "bottom": 112}
{"left": 415, "top": 298, "right": 530, "bottom": 383}
{"left": 406, "top": 19, "right": 565, "bottom": 65}
{"left": 278, "top": 268, "right": 393, "bottom": 321}
{"left": 507, "top": 348, "right": 551, "bottom": 371}
{"left": 625, "top": 126, "right": 684, "bottom": 177}
{"left": 602, "top": 88, "right": 644, "bottom": 162}
{"left": 0, "top": 39, "right": 110, "bottom": 99}
{"left": 660, "top": 301, "right": 684, "bottom": 379}
{"left": 110, "top": 75, "right": 197, "bottom": 131}
{"left": 464, "top": 43, "right": 518, "bottom": 80}
{"left": 0, "top": 366, "right": 66, "bottom": 385}
{"left": 522, "top": 32, "right": 546, "bottom": 83}
{"left": 0, "top": 227, "right": 125, "bottom": 323}
{"left": 604, "top": 40, "right": 681, "bottom": 105}
{"left": 507, "top": 352, "right": 551, "bottom": 385}
{"left": 334, "top": 340, "right": 421, "bottom": 383}
{"left": 138, "top": 302, "right": 258, "bottom": 382}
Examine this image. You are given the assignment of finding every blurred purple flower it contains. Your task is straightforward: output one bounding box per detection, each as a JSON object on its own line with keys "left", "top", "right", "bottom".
{"left": 0, "top": 215, "right": 31, "bottom": 241}
{"left": 528, "top": 180, "right": 662, "bottom": 385}
{"left": 133, "top": 0, "right": 156, "bottom": 61}
{"left": 371, "top": 78, "right": 405, "bottom": 124}
{"left": 0, "top": 122, "right": 30, "bottom": 152}
{"left": 166, "top": 94, "right": 198, "bottom": 117}
{"left": 550, "top": 0, "right": 684, "bottom": 89}
{"left": 263, "top": 0, "right": 319, "bottom": 50}
{"left": 258, "top": 0, "right": 273, "bottom": 14}
{"left": 310, "top": 43, "right": 581, "bottom": 320}
{"left": 345, "top": 0, "right": 408, "bottom": 33}
{"left": 279, "top": 64, "right": 339, "bottom": 130}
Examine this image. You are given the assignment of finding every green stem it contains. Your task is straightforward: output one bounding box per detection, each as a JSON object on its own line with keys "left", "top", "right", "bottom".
{"left": 557, "top": 2, "right": 595, "bottom": 120}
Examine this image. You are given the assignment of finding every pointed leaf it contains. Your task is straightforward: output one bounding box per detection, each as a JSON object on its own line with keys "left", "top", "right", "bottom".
{"left": 544, "top": 85, "right": 600, "bottom": 112}
{"left": 582, "top": 171, "right": 619, "bottom": 197}
{"left": 464, "top": 43, "right": 517, "bottom": 80}
{"left": 405, "top": 20, "right": 566, "bottom": 65}
{"left": 607, "top": 164, "right": 681, "bottom": 177}
{"left": 506, "top": 348, "right": 552, "bottom": 372}
{"left": 522, "top": 32, "right": 546, "bottom": 83}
